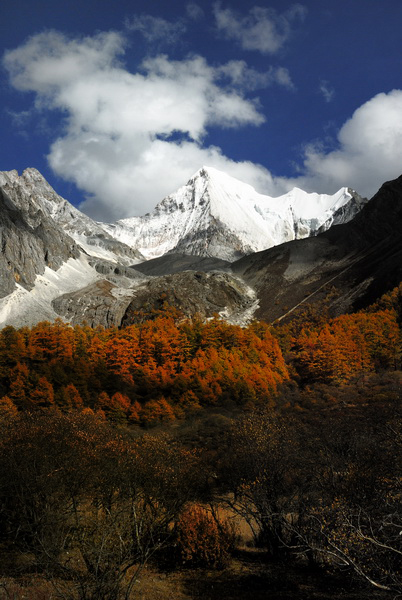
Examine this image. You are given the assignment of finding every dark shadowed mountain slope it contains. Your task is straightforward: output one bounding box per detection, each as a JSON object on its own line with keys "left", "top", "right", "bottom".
{"left": 132, "top": 253, "right": 232, "bottom": 276}
{"left": 232, "top": 175, "right": 402, "bottom": 323}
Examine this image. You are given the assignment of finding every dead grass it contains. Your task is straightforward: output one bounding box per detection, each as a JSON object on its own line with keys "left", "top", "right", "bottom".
{"left": 0, "top": 548, "right": 390, "bottom": 600}
{"left": 137, "top": 548, "right": 388, "bottom": 600}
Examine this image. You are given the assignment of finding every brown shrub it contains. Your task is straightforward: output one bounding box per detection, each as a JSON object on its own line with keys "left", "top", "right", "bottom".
{"left": 175, "top": 505, "right": 237, "bottom": 568}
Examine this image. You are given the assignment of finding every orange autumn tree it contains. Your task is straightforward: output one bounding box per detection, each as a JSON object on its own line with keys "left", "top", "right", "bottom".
{"left": 291, "top": 309, "right": 400, "bottom": 384}
{"left": 0, "top": 313, "right": 291, "bottom": 420}
{"left": 28, "top": 320, "right": 74, "bottom": 362}
{"left": 96, "top": 391, "right": 132, "bottom": 423}
{"left": 59, "top": 383, "right": 84, "bottom": 411}
{"left": 0, "top": 395, "right": 18, "bottom": 418}
{"left": 0, "top": 326, "right": 27, "bottom": 373}
{"left": 30, "top": 376, "right": 55, "bottom": 408}
{"left": 103, "top": 333, "right": 140, "bottom": 386}
{"left": 8, "top": 363, "right": 31, "bottom": 410}
{"left": 140, "top": 397, "right": 176, "bottom": 426}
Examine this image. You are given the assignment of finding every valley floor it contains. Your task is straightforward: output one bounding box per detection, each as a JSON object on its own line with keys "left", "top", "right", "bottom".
{"left": 0, "top": 549, "right": 390, "bottom": 600}
{"left": 137, "top": 553, "right": 390, "bottom": 600}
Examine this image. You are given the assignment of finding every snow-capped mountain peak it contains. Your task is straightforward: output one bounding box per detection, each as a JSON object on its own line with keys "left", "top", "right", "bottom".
{"left": 102, "top": 166, "right": 366, "bottom": 261}
{"left": 0, "top": 164, "right": 372, "bottom": 330}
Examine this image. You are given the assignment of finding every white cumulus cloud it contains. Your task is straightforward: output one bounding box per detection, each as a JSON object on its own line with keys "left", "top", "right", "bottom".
{"left": 3, "top": 31, "right": 125, "bottom": 95}
{"left": 186, "top": 2, "right": 204, "bottom": 21}
{"left": 218, "top": 60, "right": 294, "bottom": 90}
{"left": 319, "top": 80, "right": 334, "bottom": 103}
{"left": 213, "top": 3, "right": 307, "bottom": 54}
{"left": 278, "top": 90, "right": 402, "bottom": 198}
{"left": 125, "top": 14, "right": 187, "bottom": 45}
{"left": 3, "top": 26, "right": 401, "bottom": 221}
{"left": 3, "top": 30, "right": 278, "bottom": 220}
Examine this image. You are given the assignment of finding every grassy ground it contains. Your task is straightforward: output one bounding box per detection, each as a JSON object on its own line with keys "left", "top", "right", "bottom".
{"left": 0, "top": 548, "right": 390, "bottom": 599}
{"left": 0, "top": 566, "right": 389, "bottom": 599}
{"left": 134, "top": 548, "right": 388, "bottom": 600}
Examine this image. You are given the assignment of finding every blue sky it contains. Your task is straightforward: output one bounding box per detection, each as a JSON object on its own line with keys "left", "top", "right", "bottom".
{"left": 1, "top": 0, "right": 402, "bottom": 221}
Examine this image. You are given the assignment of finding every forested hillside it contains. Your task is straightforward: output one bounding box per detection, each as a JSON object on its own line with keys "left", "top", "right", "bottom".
{"left": 0, "top": 287, "right": 400, "bottom": 422}
{"left": 0, "top": 288, "right": 400, "bottom": 599}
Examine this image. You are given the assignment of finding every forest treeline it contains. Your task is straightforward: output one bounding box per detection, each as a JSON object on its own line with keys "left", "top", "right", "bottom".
{"left": 0, "top": 285, "right": 401, "bottom": 423}
{"left": 0, "top": 313, "right": 288, "bottom": 424}
{"left": 0, "top": 287, "right": 401, "bottom": 599}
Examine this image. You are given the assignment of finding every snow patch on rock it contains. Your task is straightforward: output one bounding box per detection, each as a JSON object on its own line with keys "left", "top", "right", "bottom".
{"left": 0, "top": 255, "right": 100, "bottom": 328}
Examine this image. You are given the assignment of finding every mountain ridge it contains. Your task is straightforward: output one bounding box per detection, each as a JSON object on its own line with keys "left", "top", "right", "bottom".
{"left": 0, "top": 164, "right": 388, "bottom": 329}
{"left": 102, "top": 166, "right": 366, "bottom": 261}
{"left": 0, "top": 168, "right": 144, "bottom": 267}
{"left": 232, "top": 174, "right": 402, "bottom": 323}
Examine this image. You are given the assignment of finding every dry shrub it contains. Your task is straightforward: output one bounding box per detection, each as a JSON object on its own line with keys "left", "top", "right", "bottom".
{"left": 175, "top": 505, "right": 237, "bottom": 568}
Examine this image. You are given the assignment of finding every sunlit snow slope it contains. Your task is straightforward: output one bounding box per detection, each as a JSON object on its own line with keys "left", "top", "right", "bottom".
{"left": 103, "top": 167, "right": 365, "bottom": 261}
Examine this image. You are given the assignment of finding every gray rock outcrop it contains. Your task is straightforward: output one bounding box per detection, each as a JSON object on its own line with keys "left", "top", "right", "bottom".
{"left": 0, "top": 171, "right": 80, "bottom": 297}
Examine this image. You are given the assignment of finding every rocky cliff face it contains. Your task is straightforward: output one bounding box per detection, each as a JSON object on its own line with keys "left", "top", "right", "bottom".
{"left": 0, "top": 170, "right": 80, "bottom": 297}
{"left": 121, "top": 271, "right": 258, "bottom": 326}
{"left": 0, "top": 169, "right": 143, "bottom": 269}
{"left": 52, "top": 279, "right": 137, "bottom": 328}
{"left": 0, "top": 169, "right": 146, "bottom": 327}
